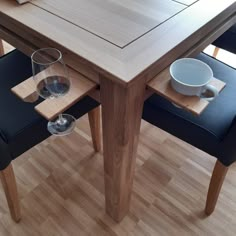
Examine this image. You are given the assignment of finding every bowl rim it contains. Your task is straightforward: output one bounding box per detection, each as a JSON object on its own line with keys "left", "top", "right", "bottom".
{"left": 170, "top": 58, "right": 213, "bottom": 87}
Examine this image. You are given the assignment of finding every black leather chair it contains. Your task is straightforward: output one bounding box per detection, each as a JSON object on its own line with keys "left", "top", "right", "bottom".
{"left": 212, "top": 24, "right": 236, "bottom": 57}
{"left": 0, "top": 49, "right": 101, "bottom": 222}
{"left": 143, "top": 53, "right": 236, "bottom": 215}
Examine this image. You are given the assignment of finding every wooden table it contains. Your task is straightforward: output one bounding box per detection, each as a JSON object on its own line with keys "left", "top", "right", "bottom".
{"left": 0, "top": 0, "right": 235, "bottom": 222}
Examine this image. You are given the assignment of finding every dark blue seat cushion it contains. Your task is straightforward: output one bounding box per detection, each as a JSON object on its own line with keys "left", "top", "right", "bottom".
{"left": 0, "top": 49, "right": 41, "bottom": 143}
{"left": 0, "top": 50, "right": 99, "bottom": 170}
{"left": 143, "top": 53, "right": 236, "bottom": 166}
{"left": 213, "top": 24, "right": 236, "bottom": 54}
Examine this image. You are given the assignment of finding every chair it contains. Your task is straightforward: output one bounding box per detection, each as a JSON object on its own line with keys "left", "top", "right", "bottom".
{"left": 143, "top": 53, "right": 236, "bottom": 215}
{"left": 0, "top": 49, "right": 101, "bottom": 222}
{"left": 212, "top": 24, "right": 236, "bottom": 57}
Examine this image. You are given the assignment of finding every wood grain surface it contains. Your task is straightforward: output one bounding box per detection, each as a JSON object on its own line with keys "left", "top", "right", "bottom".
{"left": 0, "top": 112, "right": 235, "bottom": 235}
{"left": 0, "top": 39, "right": 3, "bottom": 56}
{"left": 31, "top": 0, "right": 185, "bottom": 48}
{"left": 1, "top": 0, "right": 236, "bottom": 225}
{"left": 0, "top": 164, "right": 21, "bottom": 223}
{"left": 35, "top": 69, "right": 97, "bottom": 120}
{"left": 0, "top": 0, "right": 235, "bottom": 84}
{"left": 205, "top": 160, "right": 229, "bottom": 216}
{"left": 100, "top": 76, "right": 146, "bottom": 222}
{"left": 12, "top": 66, "right": 97, "bottom": 120}
{"left": 148, "top": 73, "right": 225, "bottom": 116}
{"left": 174, "top": 0, "right": 198, "bottom": 6}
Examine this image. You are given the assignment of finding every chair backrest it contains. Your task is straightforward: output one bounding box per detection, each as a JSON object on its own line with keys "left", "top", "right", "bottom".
{"left": 213, "top": 24, "right": 236, "bottom": 54}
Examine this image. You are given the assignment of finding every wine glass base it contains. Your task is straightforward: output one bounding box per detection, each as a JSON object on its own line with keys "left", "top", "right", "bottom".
{"left": 47, "top": 114, "right": 76, "bottom": 136}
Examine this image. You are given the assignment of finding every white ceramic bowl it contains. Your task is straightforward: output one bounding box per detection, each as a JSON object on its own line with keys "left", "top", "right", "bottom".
{"left": 170, "top": 58, "right": 213, "bottom": 96}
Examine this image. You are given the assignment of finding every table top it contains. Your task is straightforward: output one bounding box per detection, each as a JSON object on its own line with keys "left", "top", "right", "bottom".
{"left": 0, "top": 0, "right": 235, "bottom": 85}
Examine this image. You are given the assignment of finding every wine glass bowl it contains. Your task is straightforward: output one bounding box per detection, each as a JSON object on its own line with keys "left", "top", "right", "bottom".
{"left": 31, "top": 48, "right": 76, "bottom": 136}
{"left": 31, "top": 48, "right": 69, "bottom": 99}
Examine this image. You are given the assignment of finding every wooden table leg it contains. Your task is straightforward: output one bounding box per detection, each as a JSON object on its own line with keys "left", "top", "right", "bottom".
{"left": 0, "top": 39, "right": 4, "bottom": 56}
{"left": 100, "top": 77, "right": 146, "bottom": 222}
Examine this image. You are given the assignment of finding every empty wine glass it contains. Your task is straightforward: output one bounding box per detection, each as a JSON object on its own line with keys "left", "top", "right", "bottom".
{"left": 31, "top": 48, "right": 76, "bottom": 136}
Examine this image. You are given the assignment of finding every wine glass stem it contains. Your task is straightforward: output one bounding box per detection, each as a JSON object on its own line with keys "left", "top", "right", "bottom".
{"left": 57, "top": 114, "right": 67, "bottom": 125}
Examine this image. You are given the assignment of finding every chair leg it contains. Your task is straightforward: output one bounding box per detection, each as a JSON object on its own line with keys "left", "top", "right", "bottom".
{"left": 88, "top": 106, "right": 101, "bottom": 152}
{"left": 212, "top": 47, "right": 220, "bottom": 58}
{"left": 0, "top": 163, "right": 21, "bottom": 222}
{"left": 205, "top": 160, "right": 228, "bottom": 216}
{"left": 0, "top": 39, "right": 4, "bottom": 56}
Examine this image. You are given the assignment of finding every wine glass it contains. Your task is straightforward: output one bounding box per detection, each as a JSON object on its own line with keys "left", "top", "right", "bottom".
{"left": 31, "top": 48, "right": 76, "bottom": 136}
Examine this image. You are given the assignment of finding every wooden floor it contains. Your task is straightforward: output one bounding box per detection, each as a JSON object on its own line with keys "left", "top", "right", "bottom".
{"left": 1, "top": 43, "right": 236, "bottom": 236}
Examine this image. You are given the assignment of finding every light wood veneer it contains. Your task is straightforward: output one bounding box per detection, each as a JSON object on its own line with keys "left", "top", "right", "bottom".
{"left": 1, "top": 0, "right": 236, "bottom": 222}
{"left": 175, "top": 0, "right": 198, "bottom": 6}
{"left": 32, "top": 0, "right": 185, "bottom": 48}
{"left": 148, "top": 74, "right": 225, "bottom": 116}
{"left": 101, "top": 76, "right": 146, "bottom": 221}
{"left": 0, "top": 164, "right": 20, "bottom": 223}
{"left": 0, "top": 39, "right": 3, "bottom": 56}
{"left": 205, "top": 160, "right": 229, "bottom": 216}
{"left": 1, "top": 110, "right": 236, "bottom": 235}
{"left": 12, "top": 67, "right": 97, "bottom": 120}
{"left": 0, "top": 0, "right": 235, "bottom": 84}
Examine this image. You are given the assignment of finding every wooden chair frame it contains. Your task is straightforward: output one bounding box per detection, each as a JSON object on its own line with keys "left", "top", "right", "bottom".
{"left": 205, "top": 160, "right": 228, "bottom": 215}
{"left": 0, "top": 39, "right": 4, "bottom": 56}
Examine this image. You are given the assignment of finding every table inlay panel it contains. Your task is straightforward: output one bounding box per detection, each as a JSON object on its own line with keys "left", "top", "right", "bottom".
{"left": 0, "top": 0, "right": 235, "bottom": 83}
{"left": 31, "top": 0, "right": 186, "bottom": 48}
{"left": 172, "top": 0, "right": 199, "bottom": 6}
